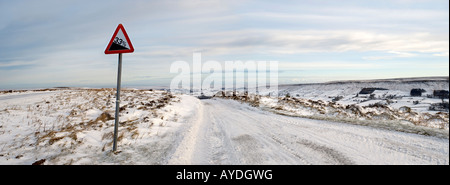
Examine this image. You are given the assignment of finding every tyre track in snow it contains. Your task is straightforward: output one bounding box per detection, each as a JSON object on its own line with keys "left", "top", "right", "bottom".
{"left": 235, "top": 105, "right": 354, "bottom": 165}
{"left": 170, "top": 98, "right": 449, "bottom": 165}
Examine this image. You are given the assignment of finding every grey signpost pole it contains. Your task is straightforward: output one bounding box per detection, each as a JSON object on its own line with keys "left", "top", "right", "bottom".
{"left": 105, "top": 24, "right": 133, "bottom": 153}
{"left": 113, "top": 53, "right": 122, "bottom": 152}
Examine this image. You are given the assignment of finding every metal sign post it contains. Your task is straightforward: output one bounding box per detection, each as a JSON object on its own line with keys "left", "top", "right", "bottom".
{"left": 113, "top": 53, "right": 122, "bottom": 152}
{"left": 104, "top": 24, "right": 134, "bottom": 153}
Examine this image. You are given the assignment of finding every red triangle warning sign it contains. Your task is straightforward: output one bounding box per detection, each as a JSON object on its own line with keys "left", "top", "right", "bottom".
{"left": 105, "top": 24, "right": 134, "bottom": 54}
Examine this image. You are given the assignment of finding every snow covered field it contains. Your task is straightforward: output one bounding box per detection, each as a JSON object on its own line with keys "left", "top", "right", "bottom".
{"left": 0, "top": 88, "right": 200, "bottom": 164}
{"left": 274, "top": 77, "right": 449, "bottom": 115}
{"left": 0, "top": 77, "right": 448, "bottom": 165}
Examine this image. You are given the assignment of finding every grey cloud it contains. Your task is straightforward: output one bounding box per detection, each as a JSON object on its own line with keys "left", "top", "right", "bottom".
{"left": 0, "top": 0, "right": 448, "bottom": 89}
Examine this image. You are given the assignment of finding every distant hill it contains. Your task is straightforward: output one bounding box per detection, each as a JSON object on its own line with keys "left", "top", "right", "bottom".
{"left": 259, "top": 76, "right": 449, "bottom": 98}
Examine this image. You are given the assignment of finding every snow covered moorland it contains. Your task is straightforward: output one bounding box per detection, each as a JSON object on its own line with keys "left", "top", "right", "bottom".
{"left": 0, "top": 88, "right": 200, "bottom": 164}
{"left": 0, "top": 77, "right": 448, "bottom": 165}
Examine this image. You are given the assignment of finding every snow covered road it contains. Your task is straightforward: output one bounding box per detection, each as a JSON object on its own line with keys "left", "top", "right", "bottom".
{"left": 169, "top": 98, "right": 449, "bottom": 165}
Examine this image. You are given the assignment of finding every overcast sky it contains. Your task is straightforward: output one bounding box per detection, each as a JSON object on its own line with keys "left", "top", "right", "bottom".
{"left": 0, "top": 0, "right": 448, "bottom": 89}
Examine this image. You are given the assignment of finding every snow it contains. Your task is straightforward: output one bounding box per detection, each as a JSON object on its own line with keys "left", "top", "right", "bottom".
{"left": 271, "top": 78, "right": 448, "bottom": 112}
{"left": 238, "top": 77, "right": 450, "bottom": 134}
{"left": 0, "top": 77, "right": 448, "bottom": 165}
{"left": 169, "top": 98, "right": 448, "bottom": 165}
{"left": 0, "top": 89, "right": 202, "bottom": 164}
